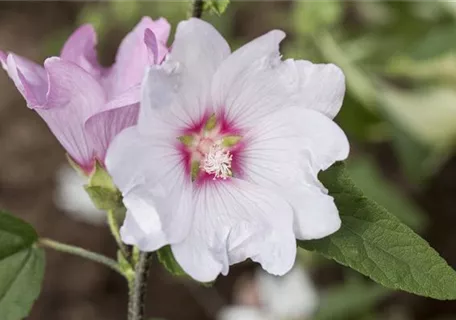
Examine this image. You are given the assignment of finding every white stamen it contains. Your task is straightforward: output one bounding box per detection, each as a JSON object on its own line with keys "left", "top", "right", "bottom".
{"left": 201, "top": 143, "right": 233, "bottom": 180}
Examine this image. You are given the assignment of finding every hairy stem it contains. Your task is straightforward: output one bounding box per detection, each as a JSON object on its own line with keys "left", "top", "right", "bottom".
{"left": 128, "top": 252, "right": 154, "bottom": 320}
{"left": 39, "top": 238, "right": 124, "bottom": 276}
{"left": 192, "top": 0, "right": 204, "bottom": 18}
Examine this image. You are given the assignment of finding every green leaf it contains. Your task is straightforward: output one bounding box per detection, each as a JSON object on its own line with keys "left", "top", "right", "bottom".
{"left": 203, "top": 0, "right": 230, "bottom": 16}
{"left": 0, "top": 211, "right": 45, "bottom": 320}
{"left": 299, "top": 162, "right": 456, "bottom": 300}
{"left": 347, "top": 157, "right": 427, "bottom": 231}
{"left": 157, "top": 245, "right": 186, "bottom": 277}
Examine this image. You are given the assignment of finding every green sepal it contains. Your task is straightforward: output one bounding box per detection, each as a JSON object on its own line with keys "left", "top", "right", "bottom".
{"left": 205, "top": 113, "right": 217, "bottom": 131}
{"left": 157, "top": 246, "right": 187, "bottom": 277}
{"left": 178, "top": 135, "right": 194, "bottom": 147}
{"left": 117, "top": 249, "right": 134, "bottom": 280}
{"left": 66, "top": 153, "right": 87, "bottom": 176}
{"left": 222, "top": 135, "right": 242, "bottom": 147}
{"left": 85, "top": 161, "right": 122, "bottom": 210}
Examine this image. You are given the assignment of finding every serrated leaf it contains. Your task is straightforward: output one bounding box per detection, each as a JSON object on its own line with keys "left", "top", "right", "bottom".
{"left": 299, "top": 162, "right": 456, "bottom": 300}
{"left": 203, "top": 0, "right": 230, "bottom": 16}
{"left": 0, "top": 211, "right": 45, "bottom": 320}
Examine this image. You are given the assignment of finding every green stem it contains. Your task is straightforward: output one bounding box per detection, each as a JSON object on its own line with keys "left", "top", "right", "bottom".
{"left": 107, "top": 209, "right": 130, "bottom": 260}
{"left": 128, "top": 252, "right": 154, "bottom": 320}
{"left": 39, "top": 238, "right": 124, "bottom": 276}
{"left": 191, "top": 0, "right": 204, "bottom": 18}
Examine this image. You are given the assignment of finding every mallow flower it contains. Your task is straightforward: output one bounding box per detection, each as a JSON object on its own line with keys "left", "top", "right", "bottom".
{"left": 106, "top": 18, "right": 349, "bottom": 282}
{"left": 0, "top": 17, "right": 169, "bottom": 174}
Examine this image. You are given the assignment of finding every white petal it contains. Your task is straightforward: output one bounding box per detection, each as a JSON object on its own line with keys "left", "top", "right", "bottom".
{"left": 139, "top": 18, "right": 230, "bottom": 131}
{"left": 54, "top": 164, "right": 105, "bottom": 225}
{"left": 256, "top": 266, "right": 318, "bottom": 319}
{"left": 211, "top": 30, "right": 286, "bottom": 128}
{"left": 218, "top": 306, "right": 269, "bottom": 320}
{"left": 120, "top": 189, "right": 168, "bottom": 251}
{"left": 106, "top": 126, "right": 193, "bottom": 249}
{"left": 211, "top": 31, "right": 345, "bottom": 128}
{"left": 240, "top": 107, "right": 348, "bottom": 239}
{"left": 288, "top": 184, "right": 341, "bottom": 240}
{"left": 172, "top": 179, "right": 296, "bottom": 282}
{"left": 279, "top": 60, "right": 345, "bottom": 119}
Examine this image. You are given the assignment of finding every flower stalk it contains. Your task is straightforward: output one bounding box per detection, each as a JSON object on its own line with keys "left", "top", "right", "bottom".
{"left": 192, "top": 0, "right": 204, "bottom": 18}
{"left": 128, "top": 252, "right": 154, "bottom": 320}
{"left": 39, "top": 238, "right": 124, "bottom": 276}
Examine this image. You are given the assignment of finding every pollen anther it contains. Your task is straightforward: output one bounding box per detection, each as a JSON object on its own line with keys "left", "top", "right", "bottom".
{"left": 201, "top": 143, "right": 233, "bottom": 180}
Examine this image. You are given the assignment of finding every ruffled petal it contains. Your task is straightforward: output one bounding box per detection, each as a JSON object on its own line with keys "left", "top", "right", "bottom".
{"left": 212, "top": 31, "right": 345, "bottom": 127}
{"left": 60, "top": 24, "right": 104, "bottom": 79}
{"left": 240, "top": 106, "right": 349, "bottom": 185}
{"left": 1, "top": 52, "right": 48, "bottom": 106}
{"left": 106, "top": 126, "right": 193, "bottom": 248}
{"left": 172, "top": 179, "right": 296, "bottom": 282}
{"left": 211, "top": 30, "right": 286, "bottom": 128}
{"left": 240, "top": 107, "right": 348, "bottom": 239}
{"left": 103, "top": 17, "right": 170, "bottom": 99}
{"left": 84, "top": 86, "right": 140, "bottom": 163}
{"left": 18, "top": 57, "right": 104, "bottom": 170}
{"left": 158, "top": 18, "right": 230, "bottom": 124}
{"left": 279, "top": 59, "right": 345, "bottom": 119}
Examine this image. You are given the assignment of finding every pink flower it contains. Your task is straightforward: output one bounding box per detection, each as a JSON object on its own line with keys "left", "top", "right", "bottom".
{"left": 0, "top": 17, "right": 170, "bottom": 174}
{"left": 106, "top": 19, "right": 349, "bottom": 282}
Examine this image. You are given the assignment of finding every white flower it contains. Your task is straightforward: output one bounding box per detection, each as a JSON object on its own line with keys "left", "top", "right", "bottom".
{"left": 218, "top": 266, "right": 318, "bottom": 320}
{"left": 54, "top": 164, "right": 105, "bottom": 225}
{"left": 106, "top": 18, "right": 349, "bottom": 282}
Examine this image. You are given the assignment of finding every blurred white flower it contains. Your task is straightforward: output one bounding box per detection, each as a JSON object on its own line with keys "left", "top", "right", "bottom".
{"left": 218, "top": 266, "right": 318, "bottom": 320}
{"left": 54, "top": 164, "right": 105, "bottom": 225}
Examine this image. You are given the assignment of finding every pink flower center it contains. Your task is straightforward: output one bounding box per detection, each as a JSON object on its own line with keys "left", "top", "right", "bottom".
{"left": 178, "top": 114, "right": 242, "bottom": 182}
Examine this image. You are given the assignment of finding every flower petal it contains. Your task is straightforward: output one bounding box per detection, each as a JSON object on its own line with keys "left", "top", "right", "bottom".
{"left": 1, "top": 52, "right": 48, "bottom": 106}
{"left": 84, "top": 86, "right": 140, "bottom": 163}
{"left": 38, "top": 57, "right": 105, "bottom": 170}
{"left": 279, "top": 59, "right": 345, "bottom": 119}
{"left": 256, "top": 266, "right": 318, "bottom": 319}
{"left": 211, "top": 30, "right": 286, "bottom": 127}
{"left": 106, "top": 126, "right": 193, "bottom": 248}
{"left": 160, "top": 18, "right": 230, "bottom": 123}
{"left": 60, "top": 24, "right": 104, "bottom": 79}
{"left": 218, "top": 307, "right": 269, "bottom": 320}
{"left": 172, "top": 179, "right": 296, "bottom": 282}
{"left": 240, "top": 107, "right": 348, "bottom": 239}
{"left": 240, "top": 106, "right": 349, "bottom": 185}
{"left": 103, "top": 17, "right": 170, "bottom": 99}
{"left": 211, "top": 31, "right": 345, "bottom": 126}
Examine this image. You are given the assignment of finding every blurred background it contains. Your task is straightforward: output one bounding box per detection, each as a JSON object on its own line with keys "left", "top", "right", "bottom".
{"left": 1, "top": 1, "right": 456, "bottom": 319}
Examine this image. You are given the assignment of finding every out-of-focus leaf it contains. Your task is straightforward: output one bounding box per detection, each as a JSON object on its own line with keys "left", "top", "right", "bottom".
{"left": 395, "top": 23, "right": 456, "bottom": 61}
{"left": 380, "top": 86, "right": 456, "bottom": 151}
{"left": 292, "top": 1, "right": 342, "bottom": 35}
{"left": 300, "top": 162, "right": 456, "bottom": 300}
{"left": 0, "top": 211, "right": 45, "bottom": 320}
{"left": 347, "top": 157, "right": 427, "bottom": 231}
{"left": 203, "top": 0, "right": 230, "bottom": 16}
{"left": 335, "top": 94, "right": 385, "bottom": 142}
{"left": 315, "top": 279, "right": 389, "bottom": 320}
{"left": 315, "top": 32, "right": 377, "bottom": 110}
